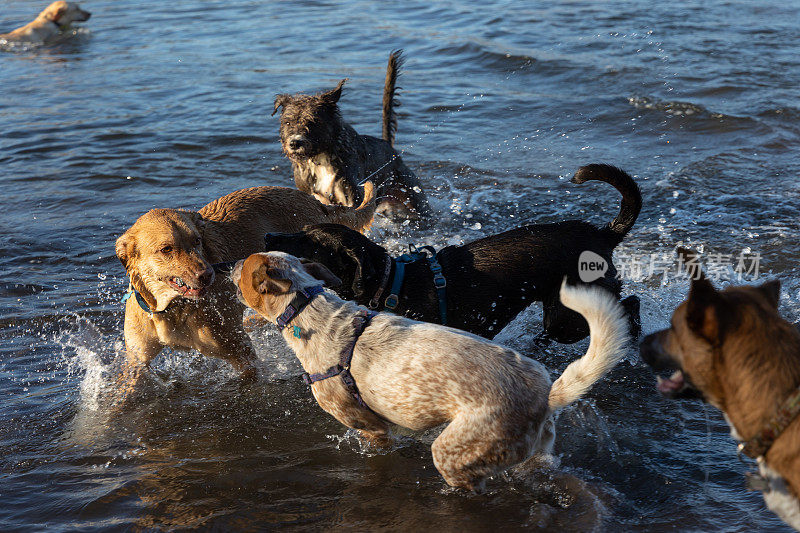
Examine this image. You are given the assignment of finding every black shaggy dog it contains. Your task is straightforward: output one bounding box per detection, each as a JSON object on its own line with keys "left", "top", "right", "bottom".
{"left": 264, "top": 164, "right": 642, "bottom": 343}
{"left": 272, "top": 50, "right": 428, "bottom": 220}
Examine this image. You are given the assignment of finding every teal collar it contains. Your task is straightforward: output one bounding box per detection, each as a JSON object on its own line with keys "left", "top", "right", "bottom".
{"left": 122, "top": 285, "right": 166, "bottom": 316}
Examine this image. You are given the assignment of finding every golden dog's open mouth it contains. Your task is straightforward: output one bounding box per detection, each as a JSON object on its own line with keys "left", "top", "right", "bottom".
{"left": 169, "top": 276, "right": 208, "bottom": 298}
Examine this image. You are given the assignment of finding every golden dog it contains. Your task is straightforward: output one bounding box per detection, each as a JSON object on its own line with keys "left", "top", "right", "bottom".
{"left": 641, "top": 249, "right": 800, "bottom": 529}
{"left": 0, "top": 1, "right": 90, "bottom": 43}
{"left": 115, "top": 184, "right": 374, "bottom": 401}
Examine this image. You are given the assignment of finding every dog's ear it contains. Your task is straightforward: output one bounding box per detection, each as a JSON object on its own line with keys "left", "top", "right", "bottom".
{"left": 258, "top": 266, "right": 293, "bottom": 294}
{"left": 677, "top": 247, "right": 704, "bottom": 280}
{"left": 115, "top": 232, "right": 135, "bottom": 272}
{"left": 322, "top": 79, "right": 346, "bottom": 105}
{"left": 188, "top": 212, "right": 206, "bottom": 240}
{"left": 757, "top": 279, "right": 781, "bottom": 309}
{"left": 686, "top": 275, "right": 730, "bottom": 343}
{"left": 47, "top": 1, "right": 69, "bottom": 22}
{"left": 272, "top": 94, "right": 290, "bottom": 116}
{"left": 342, "top": 247, "right": 377, "bottom": 299}
{"left": 301, "top": 260, "right": 342, "bottom": 287}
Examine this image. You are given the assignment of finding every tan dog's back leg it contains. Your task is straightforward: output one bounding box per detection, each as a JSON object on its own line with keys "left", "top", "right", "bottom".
{"left": 431, "top": 411, "right": 534, "bottom": 491}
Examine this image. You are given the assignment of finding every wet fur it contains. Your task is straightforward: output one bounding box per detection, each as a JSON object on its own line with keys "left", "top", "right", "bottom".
{"left": 114, "top": 185, "right": 374, "bottom": 401}
{"left": 263, "top": 164, "right": 641, "bottom": 343}
{"left": 273, "top": 50, "right": 428, "bottom": 220}
{"left": 641, "top": 254, "right": 800, "bottom": 529}
{"left": 0, "top": 1, "right": 90, "bottom": 43}
{"left": 233, "top": 252, "right": 629, "bottom": 491}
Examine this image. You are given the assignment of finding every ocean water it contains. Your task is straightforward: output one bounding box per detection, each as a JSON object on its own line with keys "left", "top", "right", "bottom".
{"left": 2, "top": 0, "right": 799, "bottom": 530}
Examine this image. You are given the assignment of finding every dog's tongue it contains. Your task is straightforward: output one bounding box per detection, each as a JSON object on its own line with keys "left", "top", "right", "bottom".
{"left": 656, "top": 370, "right": 685, "bottom": 394}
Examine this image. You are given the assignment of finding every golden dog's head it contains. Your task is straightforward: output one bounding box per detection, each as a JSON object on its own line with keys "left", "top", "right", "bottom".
{"left": 116, "top": 209, "right": 215, "bottom": 312}
{"left": 231, "top": 252, "right": 341, "bottom": 321}
{"left": 640, "top": 248, "right": 783, "bottom": 409}
{"left": 40, "top": 1, "right": 91, "bottom": 26}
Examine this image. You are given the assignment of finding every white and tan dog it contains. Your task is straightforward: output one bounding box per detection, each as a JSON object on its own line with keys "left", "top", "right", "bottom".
{"left": 0, "top": 2, "right": 91, "bottom": 44}
{"left": 233, "top": 251, "right": 629, "bottom": 491}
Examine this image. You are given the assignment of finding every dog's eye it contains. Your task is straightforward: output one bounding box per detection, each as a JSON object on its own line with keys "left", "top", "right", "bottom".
{"left": 194, "top": 237, "right": 201, "bottom": 246}
{"left": 161, "top": 246, "right": 173, "bottom": 254}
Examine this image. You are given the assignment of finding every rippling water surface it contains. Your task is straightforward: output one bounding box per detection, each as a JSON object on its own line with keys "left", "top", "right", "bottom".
{"left": 2, "top": 0, "right": 799, "bottom": 530}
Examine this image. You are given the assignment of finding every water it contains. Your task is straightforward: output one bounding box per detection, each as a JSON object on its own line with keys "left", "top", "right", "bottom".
{"left": 2, "top": 0, "right": 798, "bottom": 529}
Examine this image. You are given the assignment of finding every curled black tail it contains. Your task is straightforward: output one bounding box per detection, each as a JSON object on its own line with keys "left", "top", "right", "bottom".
{"left": 571, "top": 164, "right": 642, "bottom": 241}
{"left": 382, "top": 49, "right": 404, "bottom": 146}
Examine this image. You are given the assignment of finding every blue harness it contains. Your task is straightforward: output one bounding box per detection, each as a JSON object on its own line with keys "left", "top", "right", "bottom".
{"left": 383, "top": 245, "right": 448, "bottom": 325}
{"left": 121, "top": 261, "right": 241, "bottom": 315}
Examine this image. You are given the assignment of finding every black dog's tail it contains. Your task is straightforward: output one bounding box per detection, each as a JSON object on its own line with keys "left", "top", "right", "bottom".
{"left": 382, "top": 49, "right": 405, "bottom": 146}
{"left": 571, "top": 164, "right": 642, "bottom": 243}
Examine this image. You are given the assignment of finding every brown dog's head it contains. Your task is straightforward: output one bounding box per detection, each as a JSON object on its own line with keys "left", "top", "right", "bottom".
{"left": 231, "top": 252, "right": 341, "bottom": 321}
{"left": 40, "top": 1, "right": 91, "bottom": 26}
{"left": 640, "top": 248, "right": 784, "bottom": 410}
{"left": 116, "top": 209, "right": 215, "bottom": 312}
{"left": 273, "top": 79, "right": 346, "bottom": 162}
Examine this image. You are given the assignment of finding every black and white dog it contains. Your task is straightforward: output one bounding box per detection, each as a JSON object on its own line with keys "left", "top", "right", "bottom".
{"left": 272, "top": 50, "right": 428, "bottom": 220}
{"left": 264, "top": 164, "right": 642, "bottom": 344}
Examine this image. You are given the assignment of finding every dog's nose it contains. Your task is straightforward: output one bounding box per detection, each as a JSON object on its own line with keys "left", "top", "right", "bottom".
{"left": 288, "top": 136, "right": 309, "bottom": 152}
{"left": 83, "top": 11, "right": 91, "bottom": 19}
{"left": 197, "top": 267, "right": 214, "bottom": 286}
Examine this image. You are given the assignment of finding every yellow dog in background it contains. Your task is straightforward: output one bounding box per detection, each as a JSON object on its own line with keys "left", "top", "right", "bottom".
{"left": 0, "top": 1, "right": 91, "bottom": 44}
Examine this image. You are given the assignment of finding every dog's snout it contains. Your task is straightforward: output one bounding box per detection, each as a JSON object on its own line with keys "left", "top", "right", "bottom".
{"left": 288, "top": 135, "right": 309, "bottom": 152}
{"left": 639, "top": 332, "right": 670, "bottom": 370}
{"left": 197, "top": 267, "right": 214, "bottom": 286}
{"left": 82, "top": 11, "right": 91, "bottom": 20}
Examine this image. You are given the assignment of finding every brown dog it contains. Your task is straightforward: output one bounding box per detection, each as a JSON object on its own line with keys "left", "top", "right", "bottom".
{"left": 0, "top": 1, "right": 90, "bottom": 43}
{"left": 115, "top": 184, "right": 374, "bottom": 401}
{"left": 640, "top": 250, "right": 800, "bottom": 529}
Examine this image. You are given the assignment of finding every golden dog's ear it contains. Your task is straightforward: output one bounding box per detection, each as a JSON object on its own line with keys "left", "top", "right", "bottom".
{"left": 115, "top": 233, "right": 134, "bottom": 272}
{"left": 47, "top": 1, "right": 69, "bottom": 22}
{"left": 301, "top": 260, "right": 342, "bottom": 287}
{"left": 321, "top": 79, "right": 346, "bottom": 105}
{"left": 757, "top": 279, "right": 781, "bottom": 309}
{"left": 272, "top": 94, "right": 290, "bottom": 116}
{"left": 188, "top": 212, "right": 206, "bottom": 235}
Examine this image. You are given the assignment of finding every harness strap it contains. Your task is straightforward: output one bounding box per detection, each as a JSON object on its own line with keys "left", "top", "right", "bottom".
{"left": 382, "top": 245, "right": 447, "bottom": 325}
{"left": 301, "top": 309, "right": 378, "bottom": 410}
{"left": 384, "top": 254, "right": 410, "bottom": 311}
{"left": 368, "top": 255, "right": 393, "bottom": 309}
{"left": 418, "top": 245, "right": 447, "bottom": 325}
{"left": 275, "top": 285, "right": 324, "bottom": 330}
